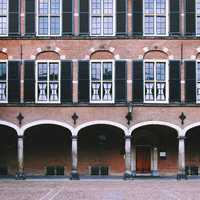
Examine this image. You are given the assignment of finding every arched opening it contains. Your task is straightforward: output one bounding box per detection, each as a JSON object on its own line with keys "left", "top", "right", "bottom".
{"left": 78, "top": 124, "right": 125, "bottom": 177}
{"left": 0, "top": 125, "right": 18, "bottom": 177}
{"left": 24, "top": 124, "right": 71, "bottom": 177}
{"left": 131, "top": 125, "right": 178, "bottom": 176}
{"left": 185, "top": 126, "right": 200, "bottom": 176}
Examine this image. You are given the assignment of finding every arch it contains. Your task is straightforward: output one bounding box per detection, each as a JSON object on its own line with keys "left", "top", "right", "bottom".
{"left": 75, "top": 120, "right": 128, "bottom": 136}
{"left": 144, "top": 50, "right": 168, "bottom": 60}
{"left": 0, "top": 51, "right": 8, "bottom": 60}
{"left": 36, "top": 51, "right": 60, "bottom": 60}
{"left": 183, "top": 122, "right": 200, "bottom": 137}
{"left": 90, "top": 50, "right": 114, "bottom": 60}
{"left": 21, "top": 120, "right": 74, "bottom": 136}
{"left": 130, "top": 121, "right": 181, "bottom": 136}
{"left": 0, "top": 120, "right": 19, "bottom": 136}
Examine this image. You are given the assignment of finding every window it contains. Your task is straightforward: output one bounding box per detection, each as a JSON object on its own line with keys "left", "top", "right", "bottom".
{"left": 36, "top": 61, "right": 60, "bottom": 103}
{"left": 196, "top": 0, "right": 200, "bottom": 35}
{"left": 144, "top": 60, "right": 168, "bottom": 103}
{"left": 143, "top": 0, "right": 168, "bottom": 36}
{"left": 0, "top": 0, "right": 8, "bottom": 36}
{"left": 37, "top": 0, "right": 61, "bottom": 36}
{"left": 90, "top": 60, "right": 114, "bottom": 103}
{"left": 196, "top": 62, "right": 200, "bottom": 102}
{"left": 90, "top": 0, "right": 115, "bottom": 36}
{"left": 0, "top": 61, "right": 7, "bottom": 103}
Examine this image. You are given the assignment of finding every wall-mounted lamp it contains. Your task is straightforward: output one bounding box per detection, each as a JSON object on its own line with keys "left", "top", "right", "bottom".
{"left": 17, "top": 113, "right": 24, "bottom": 126}
{"left": 179, "top": 112, "right": 186, "bottom": 125}
{"left": 125, "top": 102, "right": 133, "bottom": 125}
{"left": 72, "top": 112, "right": 79, "bottom": 125}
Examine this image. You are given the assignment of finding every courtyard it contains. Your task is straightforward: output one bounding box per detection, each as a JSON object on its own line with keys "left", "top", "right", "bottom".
{"left": 0, "top": 179, "right": 200, "bottom": 200}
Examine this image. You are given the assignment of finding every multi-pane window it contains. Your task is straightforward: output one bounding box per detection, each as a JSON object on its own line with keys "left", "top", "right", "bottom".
{"left": 90, "top": 0, "right": 115, "bottom": 36}
{"left": 36, "top": 61, "right": 60, "bottom": 103}
{"left": 37, "top": 0, "right": 61, "bottom": 36}
{"left": 196, "top": 62, "right": 200, "bottom": 102}
{"left": 0, "top": 0, "right": 8, "bottom": 35}
{"left": 196, "top": 0, "right": 200, "bottom": 35}
{"left": 144, "top": 0, "right": 168, "bottom": 36}
{"left": 144, "top": 61, "right": 168, "bottom": 103}
{"left": 0, "top": 62, "right": 7, "bottom": 102}
{"left": 90, "top": 61, "right": 114, "bottom": 103}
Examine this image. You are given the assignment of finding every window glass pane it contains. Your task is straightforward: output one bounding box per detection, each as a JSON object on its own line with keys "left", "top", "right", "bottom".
{"left": 144, "top": 0, "right": 154, "bottom": 14}
{"left": 91, "top": 63, "right": 101, "bottom": 80}
{"left": 91, "top": 0, "right": 101, "bottom": 15}
{"left": 0, "top": 62, "right": 6, "bottom": 80}
{"left": 145, "top": 16, "right": 154, "bottom": 34}
{"left": 156, "top": 16, "right": 166, "bottom": 35}
{"left": 145, "top": 83, "right": 154, "bottom": 101}
{"left": 156, "top": 0, "right": 166, "bottom": 15}
{"left": 197, "top": 0, "right": 200, "bottom": 15}
{"left": 91, "top": 16, "right": 101, "bottom": 35}
{"left": 38, "top": 63, "right": 48, "bottom": 80}
{"left": 0, "top": 0, "right": 7, "bottom": 16}
{"left": 197, "top": 63, "right": 200, "bottom": 81}
{"left": 103, "top": 62, "right": 112, "bottom": 80}
{"left": 49, "top": 63, "right": 59, "bottom": 80}
{"left": 103, "top": 17, "right": 113, "bottom": 35}
{"left": 103, "top": 82, "right": 112, "bottom": 101}
{"left": 39, "top": 0, "right": 48, "bottom": 15}
{"left": 49, "top": 82, "right": 59, "bottom": 101}
{"left": 50, "top": 16, "right": 60, "bottom": 35}
{"left": 103, "top": 0, "right": 113, "bottom": 15}
{"left": 39, "top": 17, "right": 48, "bottom": 35}
{"left": 156, "top": 82, "right": 166, "bottom": 101}
{"left": 50, "top": 0, "right": 60, "bottom": 15}
{"left": 145, "top": 62, "right": 154, "bottom": 80}
{"left": 38, "top": 83, "right": 47, "bottom": 101}
{"left": 156, "top": 62, "right": 165, "bottom": 81}
{"left": 91, "top": 82, "right": 101, "bottom": 101}
{"left": 0, "top": 16, "right": 7, "bottom": 35}
{"left": 197, "top": 17, "right": 200, "bottom": 35}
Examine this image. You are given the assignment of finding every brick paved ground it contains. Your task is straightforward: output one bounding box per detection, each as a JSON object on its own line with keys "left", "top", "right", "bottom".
{"left": 0, "top": 179, "right": 200, "bottom": 200}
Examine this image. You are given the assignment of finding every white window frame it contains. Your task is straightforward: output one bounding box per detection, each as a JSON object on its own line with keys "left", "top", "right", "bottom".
{"left": 143, "top": 60, "right": 169, "bottom": 103}
{"left": 196, "top": 61, "right": 200, "bottom": 103}
{"left": 90, "top": 60, "right": 115, "bottom": 104}
{"left": 89, "top": 0, "right": 116, "bottom": 36}
{"left": 0, "top": 60, "right": 8, "bottom": 103}
{"left": 0, "top": 0, "right": 9, "bottom": 37}
{"left": 196, "top": 0, "right": 200, "bottom": 36}
{"left": 36, "top": 0, "right": 62, "bottom": 36}
{"left": 143, "top": 0, "right": 169, "bottom": 36}
{"left": 35, "top": 60, "right": 61, "bottom": 104}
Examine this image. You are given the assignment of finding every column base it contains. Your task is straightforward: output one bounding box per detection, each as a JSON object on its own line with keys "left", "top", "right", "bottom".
{"left": 70, "top": 170, "right": 80, "bottom": 180}
{"left": 123, "top": 171, "right": 133, "bottom": 180}
{"left": 151, "top": 170, "right": 159, "bottom": 177}
{"left": 16, "top": 172, "right": 26, "bottom": 180}
{"left": 131, "top": 170, "right": 136, "bottom": 177}
{"left": 177, "top": 173, "right": 187, "bottom": 180}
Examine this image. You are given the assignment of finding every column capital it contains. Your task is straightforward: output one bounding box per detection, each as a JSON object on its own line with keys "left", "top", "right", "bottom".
{"left": 124, "top": 135, "right": 132, "bottom": 140}
{"left": 18, "top": 135, "right": 24, "bottom": 139}
{"left": 178, "top": 136, "right": 186, "bottom": 140}
{"left": 71, "top": 135, "right": 78, "bottom": 140}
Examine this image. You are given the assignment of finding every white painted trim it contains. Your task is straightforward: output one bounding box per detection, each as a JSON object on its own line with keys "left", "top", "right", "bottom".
{"left": 21, "top": 120, "right": 74, "bottom": 136}
{"left": 0, "top": 120, "right": 20, "bottom": 136}
{"left": 129, "top": 121, "right": 181, "bottom": 136}
{"left": 183, "top": 122, "right": 200, "bottom": 137}
{"left": 75, "top": 120, "right": 128, "bottom": 136}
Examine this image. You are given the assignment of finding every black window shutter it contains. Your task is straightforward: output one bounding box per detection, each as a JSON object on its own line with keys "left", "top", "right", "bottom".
{"left": 132, "top": 61, "right": 143, "bottom": 103}
{"left": 185, "top": 0, "right": 195, "bottom": 36}
{"left": 79, "top": 0, "right": 89, "bottom": 35}
{"left": 9, "top": 0, "right": 20, "bottom": 36}
{"left": 78, "top": 61, "right": 89, "bottom": 103}
{"left": 25, "top": 0, "right": 35, "bottom": 35}
{"left": 8, "top": 61, "right": 20, "bottom": 103}
{"left": 169, "top": 0, "right": 180, "bottom": 36}
{"left": 24, "top": 61, "right": 35, "bottom": 102}
{"left": 169, "top": 61, "right": 181, "bottom": 103}
{"left": 185, "top": 61, "right": 196, "bottom": 103}
{"left": 115, "top": 61, "right": 127, "bottom": 103}
{"left": 116, "top": 0, "right": 127, "bottom": 35}
{"left": 132, "top": 0, "right": 143, "bottom": 35}
{"left": 61, "top": 61, "right": 72, "bottom": 103}
{"left": 62, "top": 0, "right": 73, "bottom": 35}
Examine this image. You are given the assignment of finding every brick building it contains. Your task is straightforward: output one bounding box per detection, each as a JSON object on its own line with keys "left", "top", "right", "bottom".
{"left": 0, "top": 0, "right": 200, "bottom": 180}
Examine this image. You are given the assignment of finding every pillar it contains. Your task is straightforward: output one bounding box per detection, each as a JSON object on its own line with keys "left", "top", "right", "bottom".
{"left": 151, "top": 147, "right": 159, "bottom": 176}
{"left": 123, "top": 135, "right": 132, "bottom": 179}
{"left": 177, "top": 136, "right": 187, "bottom": 179}
{"left": 70, "top": 136, "right": 79, "bottom": 180}
{"left": 16, "top": 136, "right": 25, "bottom": 180}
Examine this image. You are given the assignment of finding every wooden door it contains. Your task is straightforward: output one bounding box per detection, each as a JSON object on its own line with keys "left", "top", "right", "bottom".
{"left": 136, "top": 146, "right": 151, "bottom": 173}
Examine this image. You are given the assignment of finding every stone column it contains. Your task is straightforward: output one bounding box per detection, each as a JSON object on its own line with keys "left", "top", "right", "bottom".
{"left": 131, "top": 146, "right": 136, "bottom": 176}
{"left": 177, "top": 136, "right": 187, "bottom": 179}
{"left": 180, "top": 0, "right": 185, "bottom": 36}
{"left": 70, "top": 136, "right": 79, "bottom": 180}
{"left": 151, "top": 147, "right": 159, "bottom": 176}
{"left": 16, "top": 136, "right": 25, "bottom": 180}
{"left": 123, "top": 135, "right": 132, "bottom": 179}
